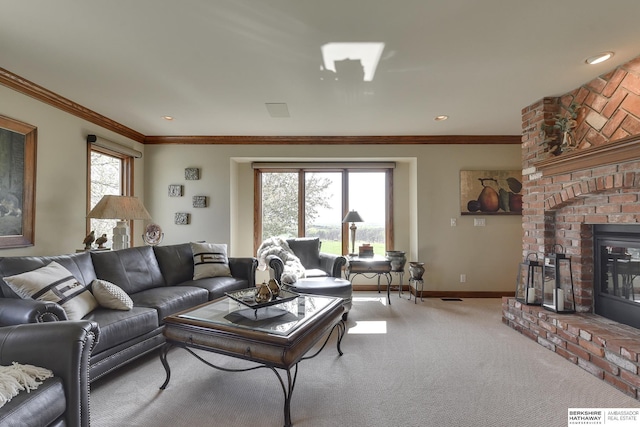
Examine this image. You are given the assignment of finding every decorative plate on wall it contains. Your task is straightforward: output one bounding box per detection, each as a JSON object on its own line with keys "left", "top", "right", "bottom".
{"left": 142, "top": 223, "right": 164, "bottom": 246}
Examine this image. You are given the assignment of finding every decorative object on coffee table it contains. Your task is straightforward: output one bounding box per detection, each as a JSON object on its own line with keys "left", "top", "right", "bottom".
{"left": 174, "top": 212, "right": 189, "bottom": 225}
{"left": 185, "top": 167, "right": 200, "bottom": 180}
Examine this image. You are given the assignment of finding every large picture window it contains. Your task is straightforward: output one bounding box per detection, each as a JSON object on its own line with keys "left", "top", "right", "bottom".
{"left": 254, "top": 163, "right": 393, "bottom": 256}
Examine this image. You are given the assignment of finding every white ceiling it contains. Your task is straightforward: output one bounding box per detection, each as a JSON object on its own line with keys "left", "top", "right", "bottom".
{"left": 2, "top": 0, "right": 640, "bottom": 137}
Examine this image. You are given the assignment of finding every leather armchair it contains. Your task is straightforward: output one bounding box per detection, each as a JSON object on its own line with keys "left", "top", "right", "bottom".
{"left": 0, "top": 320, "right": 100, "bottom": 427}
{"left": 267, "top": 237, "right": 346, "bottom": 282}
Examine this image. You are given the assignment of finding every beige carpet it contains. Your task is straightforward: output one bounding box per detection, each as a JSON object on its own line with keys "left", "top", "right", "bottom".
{"left": 90, "top": 293, "right": 639, "bottom": 427}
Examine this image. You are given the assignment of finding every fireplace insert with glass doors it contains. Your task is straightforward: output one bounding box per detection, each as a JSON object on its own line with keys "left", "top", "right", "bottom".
{"left": 593, "top": 224, "right": 640, "bottom": 329}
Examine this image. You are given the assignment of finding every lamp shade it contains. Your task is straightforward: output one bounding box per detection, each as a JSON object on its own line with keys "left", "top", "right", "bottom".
{"left": 87, "top": 195, "right": 152, "bottom": 220}
{"left": 342, "top": 210, "right": 364, "bottom": 223}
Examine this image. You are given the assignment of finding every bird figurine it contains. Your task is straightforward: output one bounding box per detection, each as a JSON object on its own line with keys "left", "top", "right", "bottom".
{"left": 95, "top": 233, "right": 108, "bottom": 249}
{"left": 83, "top": 231, "right": 95, "bottom": 250}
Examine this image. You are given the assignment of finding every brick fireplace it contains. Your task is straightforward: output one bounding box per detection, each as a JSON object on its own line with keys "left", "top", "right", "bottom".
{"left": 503, "top": 56, "right": 640, "bottom": 399}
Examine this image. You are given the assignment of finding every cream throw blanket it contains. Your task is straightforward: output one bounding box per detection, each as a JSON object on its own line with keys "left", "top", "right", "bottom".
{"left": 0, "top": 362, "right": 53, "bottom": 408}
{"left": 256, "top": 237, "right": 306, "bottom": 284}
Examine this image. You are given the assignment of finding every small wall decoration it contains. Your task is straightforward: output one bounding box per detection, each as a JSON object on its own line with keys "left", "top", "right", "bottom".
{"left": 168, "top": 184, "right": 183, "bottom": 197}
{"left": 174, "top": 212, "right": 190, "bottom": 225}
{"left": 185, "top": 168, "right": 200, "bottom": 180}
{"left": 192, "top": 196, "right": 207, "bottom": 208}
{"left": 460, "top": 170, "right": 523, "bottom": 215}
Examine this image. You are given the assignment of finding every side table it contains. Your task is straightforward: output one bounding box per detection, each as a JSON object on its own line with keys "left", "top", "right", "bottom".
{"left": 345, "top": 255, "right": 394, "bottom": 304}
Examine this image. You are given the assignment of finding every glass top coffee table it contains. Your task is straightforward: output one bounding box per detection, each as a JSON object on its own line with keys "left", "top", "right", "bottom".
{"left": 159, "top": 292, "right": 346, "bottom": 427}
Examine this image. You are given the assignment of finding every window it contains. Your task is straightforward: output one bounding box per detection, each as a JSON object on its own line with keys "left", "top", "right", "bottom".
{"left": 87, "top": 145, "right": 133, "bottom": 248}
{"left": 254, "top": 164, "right": 393, "bottom": 256}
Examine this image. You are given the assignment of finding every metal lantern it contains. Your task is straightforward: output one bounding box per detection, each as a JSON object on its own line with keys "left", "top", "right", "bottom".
{"left": 542, "top": 244, "right": 575, "bottom": 313}
{"left": 515, "top": 253, "right": 542, "bottom": 305}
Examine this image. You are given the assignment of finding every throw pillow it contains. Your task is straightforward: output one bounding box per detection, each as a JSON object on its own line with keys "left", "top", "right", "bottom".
{"left": 191, "top": 242, "right": 231, "bottom": 280}
{"left": 91, "top": 279, "right": 133, "bottom": 310}
{"left": 3, "top": 261, "right": 98, "bottom": 320}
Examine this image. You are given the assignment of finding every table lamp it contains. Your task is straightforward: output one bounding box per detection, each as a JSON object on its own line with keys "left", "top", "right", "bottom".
{"left": 342, "top": 210, "right": 364, "bottom": 256}
{"left": 87, "top": 195, "right": 152, "bottom": 250}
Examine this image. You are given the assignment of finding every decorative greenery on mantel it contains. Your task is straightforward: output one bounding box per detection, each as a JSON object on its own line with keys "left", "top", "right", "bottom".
{"left": 540, "top": 103, "right": 582, "bottom": 156}
{"left": 534, "top": 134, "right": 640, "bottom": 176}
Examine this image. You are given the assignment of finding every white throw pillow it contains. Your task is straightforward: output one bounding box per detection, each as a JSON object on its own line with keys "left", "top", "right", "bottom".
{"left": 191, "top": 242, "right": 231, "bottom": 280}
{"left": 91, "top": 279, "right": 133, "bottom": 310}
{"left": 4, "top": 262, "right": 97, "bottom": 320}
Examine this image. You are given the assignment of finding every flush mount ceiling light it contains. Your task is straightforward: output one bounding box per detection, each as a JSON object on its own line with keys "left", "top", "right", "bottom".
{"left": 585, "top": 52, "right": 614, "bottom": 65}
{"left": 434, "top": 115, "right": 449, "bottom": 121}
{"left": 162, "top": 116, "right": 174, "bottom": 121}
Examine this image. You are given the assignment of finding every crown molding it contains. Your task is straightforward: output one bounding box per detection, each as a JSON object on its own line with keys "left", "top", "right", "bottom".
{"left": 143, "top": 135, "right": 522, "bottom": 145}
{"left": 0, "top": 67, "right": 145, "bottom": 143}
{"left": 1, "top": 68, "right": 522, "bottom": 146}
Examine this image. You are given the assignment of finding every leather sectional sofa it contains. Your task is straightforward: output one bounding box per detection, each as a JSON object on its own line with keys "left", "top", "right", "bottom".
{"left": 0, "top": 243, "right": 258, "bottom": 382}
{"left": 0, "top": 320, "right": 99, "bottom": 427}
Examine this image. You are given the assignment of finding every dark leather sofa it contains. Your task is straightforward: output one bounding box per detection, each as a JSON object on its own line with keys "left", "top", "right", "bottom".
{"left": 0, "top": 320, "right": 99, "bottom": 427}
{"left": 0, "top": 243, "right": 257, "bottom": 382}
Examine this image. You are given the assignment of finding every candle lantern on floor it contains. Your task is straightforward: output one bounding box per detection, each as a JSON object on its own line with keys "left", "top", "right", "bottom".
{"left": 515, "top": 253, "right": 542, "bottom": 305}
{"left": 542, "top": 244, "right": 575, "bottom": 313}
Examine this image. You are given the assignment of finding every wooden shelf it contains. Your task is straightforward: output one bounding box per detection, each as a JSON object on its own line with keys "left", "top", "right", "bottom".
{"left": 534, "top": 135, "right": 640, "bottom": 176}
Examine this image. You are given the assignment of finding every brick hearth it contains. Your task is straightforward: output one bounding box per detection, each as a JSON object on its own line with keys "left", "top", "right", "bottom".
{"left": 503, "top": 298, "right": 640, "bottom": 398}
{"left": 504, "top": 55, "right": 640, "bottom": 400}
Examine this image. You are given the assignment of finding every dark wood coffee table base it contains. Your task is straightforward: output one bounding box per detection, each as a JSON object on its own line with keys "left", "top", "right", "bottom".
{"left": 158, "top": 297, "right": 346, "bottom": 427}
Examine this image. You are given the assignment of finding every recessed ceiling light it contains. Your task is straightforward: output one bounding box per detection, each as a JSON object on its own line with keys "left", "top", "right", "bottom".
{"left": 585, "top": 52, "right": 614, "bottom": 65}
{"left": 434, "top": 115, "right": 449, "bottom": 121}
{"left": 162, "top": 116, "right": 174, "bottom": 121}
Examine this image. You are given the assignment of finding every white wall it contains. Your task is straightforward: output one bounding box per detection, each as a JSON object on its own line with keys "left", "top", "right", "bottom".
{"left": 0, "top": 85, "right": 145, "bottom": 255}
{"left": 144, "top": 143, "right": 522, "bottom": 292}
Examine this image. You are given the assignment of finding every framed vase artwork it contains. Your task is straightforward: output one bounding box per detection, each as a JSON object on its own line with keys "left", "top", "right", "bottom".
{"left": 0, "top": 115, "right": 37, "bottom": 248}
{"left": 460, "top": 170, "right": 522, "bottom": 215}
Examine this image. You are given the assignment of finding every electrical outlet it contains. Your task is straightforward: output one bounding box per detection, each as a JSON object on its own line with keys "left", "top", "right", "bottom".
{"left": 450, "top": 218, "right": 457, "bottom": 227}
{"left": 474, "top": 218, "right": 486, "bottom": 227}
{"left": 460, "top": 274, "right": 466, "bottom": 282}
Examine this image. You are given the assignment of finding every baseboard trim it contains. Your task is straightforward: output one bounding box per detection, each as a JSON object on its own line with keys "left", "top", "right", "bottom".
{"left": 352, "top": 285, "right": 510, "bottom": 299}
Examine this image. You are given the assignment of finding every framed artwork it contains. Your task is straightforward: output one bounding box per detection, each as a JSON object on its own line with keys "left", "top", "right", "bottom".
{"left": 0, "top": 115, "right": 36, "bottom": 248}
{"left": 174, "top": 212, "right": 190, "bottom": 225}
{"left": 168, "top": 184, "right": 183, "bottom": 197}
{"left": 185, "top": 167, "right": 200, "bottom": 180}
{"left": 460, "top": 170, "right": 522, "bottom": 215}
{"left": 192, "top": 196, "right": 206, "bottom": 208}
